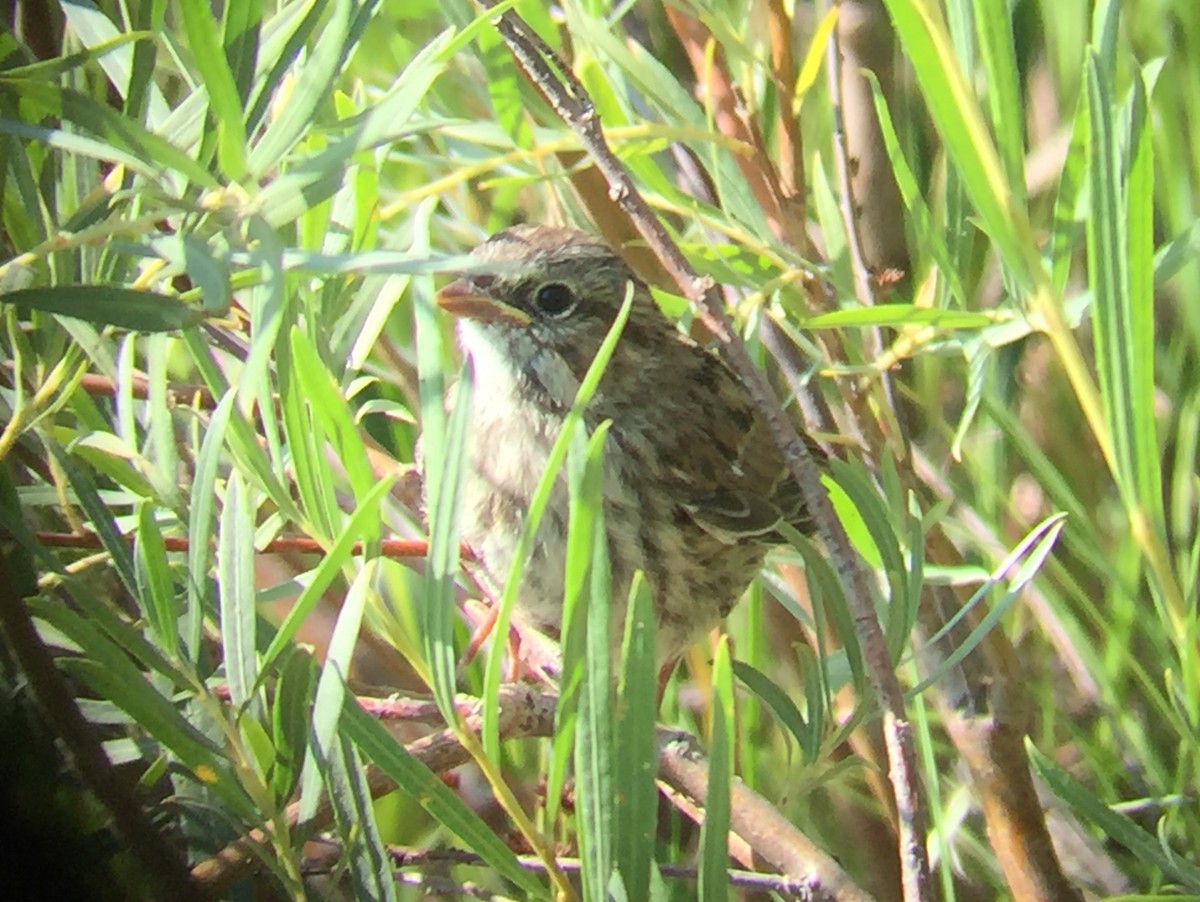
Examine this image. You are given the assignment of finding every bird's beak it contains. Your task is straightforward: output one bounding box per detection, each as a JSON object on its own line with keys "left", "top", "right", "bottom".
{"left": 436, "top": 279, "right": 532, "bottom": 326}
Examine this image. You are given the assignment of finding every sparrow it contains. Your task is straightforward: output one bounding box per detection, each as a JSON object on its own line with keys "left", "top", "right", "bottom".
{"left": 436, "top": 224, "right": 822, "bottom": 669}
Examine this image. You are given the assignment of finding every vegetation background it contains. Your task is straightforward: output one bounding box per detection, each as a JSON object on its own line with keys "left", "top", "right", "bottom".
{"left": 0, "top": 0, "right": 1197, "bottom": 899}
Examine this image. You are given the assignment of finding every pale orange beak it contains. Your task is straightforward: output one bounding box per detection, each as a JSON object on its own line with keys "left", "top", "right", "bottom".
{"left": 436, "top": 279, "right": 532, "bottom": 326}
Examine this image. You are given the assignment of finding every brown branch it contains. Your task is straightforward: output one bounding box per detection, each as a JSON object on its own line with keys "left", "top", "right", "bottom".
{"left": 33, "top": 530, "right": 470, "bottom": 562}
{"left": 663, "top": 6, "right": 785, "bottom": 237}
{"left": 831, "top": 0, "right": 909, "bottom": 279}
{"left": 0, "top": 584, "right": 203, "bottom": 902}
{"left": 765, "top": 0, "right": 805, "bottom": 201}
{"left": 477, "top": 5, "right": 933, "bottom": 898}
{"left": 384, "top": 844, "right": 837, "bottom": 897}
{"left": 194, "top": 684, "right": 876, "bottom": 899}
{"left": 657, "top": 728, "right": 877, "bottom": 902}
{"left": 190, "top": 685, "right": 559, "bottom": 897}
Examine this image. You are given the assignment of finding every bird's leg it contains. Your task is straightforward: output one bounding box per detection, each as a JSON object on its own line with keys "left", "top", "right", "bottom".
{"left": 460, "top": 601, "right": 498, "bottom": 665}
{"left": 656, "top": 657, "right": 679, "bottom": 707}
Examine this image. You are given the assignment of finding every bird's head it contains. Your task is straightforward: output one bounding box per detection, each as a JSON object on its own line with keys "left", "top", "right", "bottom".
{"left": 437, "top": 224, "right": 666, "bottom": 410}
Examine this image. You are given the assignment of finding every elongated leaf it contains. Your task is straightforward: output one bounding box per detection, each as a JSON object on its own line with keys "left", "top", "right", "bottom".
{"left": 325, "top": 734, "right": 398, "bottom": 902}
{"left": 576, "top": 425, "right": 614, "bottom": 902}
{"left": 186, "top": 387, "right": 237, "bottom": 661}
{"left": 699, "top": 637, "right": 733, "bottom": 902}
{"left": 298, "top": 561, "right": 375, "bottom": 823}
{"left": 880, "top": 0, "right": 1041, "bottom": 291}
{"left": 256, "top": 473, "right": 396, "bottom": 682}
{"left": 1029, "top": 743, "right": 1200, "bottom": 890}
{"left": 178, "top": 0, "right": 248, "bottom": 179}
{"left": 2, "top": 286, "right": 203, "bottom": 332}
{"left": 217, "top": 471, "right": 258, "bottom": 712}
{"left": 614, "top": 573, "right": 657, "bottom": 902}
{"left": 134, "top": 500, "right": 179, "bottom": 657}
{"left": 341, "top": 700, "right": 546, "bottom": 896}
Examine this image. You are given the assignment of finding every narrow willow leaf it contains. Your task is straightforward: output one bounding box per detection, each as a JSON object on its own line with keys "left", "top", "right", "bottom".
{"left": 222, "top": 0, "right": 262, "bottom": 105}
{"left": 299, "top": 561, "right": 374, "bottom": 824}
{"left": 182, "top": 328, "right": 301, "bottom": 523}
{"left": 217, "top": 471, "right": 257, "bottom": 712}
{"left": 699, "top": 637, "right": 733, "bottom": 902}
{"left": 27, "top": 600, "right": 259, "bottom": 819}
{"left": 1, "top": 285, "right": 203, "bottom": 332}
{"left": 614, "top": 573, "right": 657, "bottom": 902}
{"left": 732, "top": 660, "right": 810, "bottom": 763}
{"left": 271, "top": 648, "right": 317, "bottom": 802}
{"left": 248, "top": 0, "right": 361, "bottom": 177}
{"left": 880, "top": 0, "right": 1041, "bottom": 291}
{"left": 862, "top": 70, "right": 968, "bottom": 306}
{"left": 289, "top": 328, "right": 378, "bottom": 526}
{"left": 187, "top": 388, "right": 237, "bottom": 661}
{"left": 973, "top": 0, "right": 1026, "bottom": 198}
{"left": 341, "top": 700, "right": 546, "bottom": 896}
{"left": 547, "top": 423, "right": 600, "bottom": 829}
{"left": 424, "top": 360, "right": 474, "bottom": 722}
{"left": 134, "top": 500, "right": 179, "bottom": 658}
{"left": 910, "top": 514, "right": 1067, "bottom": 697}
{"left": 828, "top": 458, "right": 909, "bottom": 663}
{"left": 804, "top": 305, "right": 991, "bottom": 330}
{"left": 326, "top": 735, "right": 398, "bottom": 902}
{"left": 1029, "top": 743, "right": 1200, "bottom": 890}
{"left": 577, "top": 425, "right": 614, "bottom": 902}
{"left": 178, "top": 0, "right": 248, "bottom": 180}
{"left": 1086, "top": 56, "right": 1164, "bottom": 536}
{"left": 45, "top": 441, "right": 138, "bottom": 599}
{"left": 58, "top": 0, "right": 169, "bottom": 125}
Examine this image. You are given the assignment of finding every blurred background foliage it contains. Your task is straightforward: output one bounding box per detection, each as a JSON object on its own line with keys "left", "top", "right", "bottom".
{"left": 0, "top": 0, "right": 1198, "bottom": 899}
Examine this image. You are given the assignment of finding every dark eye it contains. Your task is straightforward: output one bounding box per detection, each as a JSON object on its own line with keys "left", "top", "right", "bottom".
{"left": 533, "top": 282, "right": 576, "bottom": 317}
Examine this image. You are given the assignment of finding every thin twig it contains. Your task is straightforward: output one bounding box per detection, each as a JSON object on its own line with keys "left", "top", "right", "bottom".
{"left": 33, "top": 530, "right": 467, "bottom": 561}
{"left": 384, "top": 844, "right": 839, "bottom": 897}
{"left": 657, "top": 728, "right": 876, "bottom": 902}
{"left": 190, "top": 685, "right": 559, "bottom": 897}
{"left": 477, "top": 5, "right": 933, "bottom": 898}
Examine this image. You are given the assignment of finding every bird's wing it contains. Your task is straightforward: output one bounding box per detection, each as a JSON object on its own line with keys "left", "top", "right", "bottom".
{"left": 654, "top": 345, "right": 823, "bottom": 543}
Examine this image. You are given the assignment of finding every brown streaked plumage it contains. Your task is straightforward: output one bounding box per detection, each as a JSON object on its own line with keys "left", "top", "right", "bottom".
{"left": 437, "top": 224, "right": 822, "bottom": 667}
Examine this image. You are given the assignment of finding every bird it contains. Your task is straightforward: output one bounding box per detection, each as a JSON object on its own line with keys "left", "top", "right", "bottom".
{"left": 435, "top": 223, "right": 823, "bottom": 672}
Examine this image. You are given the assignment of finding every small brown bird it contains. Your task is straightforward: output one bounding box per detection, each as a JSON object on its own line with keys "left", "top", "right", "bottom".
{"left": 437, "top": 224, "right": 821, "bottom": 669}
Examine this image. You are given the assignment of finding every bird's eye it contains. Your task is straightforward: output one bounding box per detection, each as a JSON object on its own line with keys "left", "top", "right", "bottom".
{"left": 533, "top": 282, "right": 577, "bottom": 317}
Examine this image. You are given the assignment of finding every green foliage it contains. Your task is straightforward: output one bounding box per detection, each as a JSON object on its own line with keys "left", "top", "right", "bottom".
{"left": 1, "top": 0, "right": 1198, "bottom": 898}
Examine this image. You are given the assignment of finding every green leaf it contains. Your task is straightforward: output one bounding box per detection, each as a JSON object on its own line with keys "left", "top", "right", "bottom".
{"left": 271, "top": 648, "right": 317, "bottom": 802}
{"left": 325, "top": 734, "right": 398, "bottom": 902}
{"left": 424, "top": 359, "right": 474, "bottom": 722}
{"left": 909, "top": 514, "right": 1067, "bottom": 698}
{"left": 880, "top": 0, "right": 1042, "bottom": 292}
{"left": 217, "top": 471, "right": 258, "bottom": 712}
{"left": 186, "top": 387, "right": 237, "bottom": 661}
{"left": 1029, "top": 742, "right": 1200, "bottom": 890}
{"left": 699, "top": 636, "right": 733, "bottom": 902}
{"left": 134, "top": 500, "right": 180, "bottom": 658}
{"left": 2, "top": 286, "right": 204, "bottom": 332}
{"left": 341, "top": 700, "right": 546, "bottom": 896}
{"left": 178, "top": 0, "right": 248, "bottom": 180}
{"left": 257, "top": 472, "right": 396, "bottom": 686}
{"left": 614, "top": 573, "right": 658, "bottom": 902}
{"left": 1085, "top": 54, "right": 1163, "bottom": 528}
{"left": 576, "top": 424, "right": 614, "bottom": 902}
{"left": 298, "top": 561, "right": 375, "bottom": 824}
{"left": 732, "top": 660, "right": 813, "bottom": 763}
